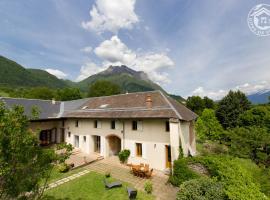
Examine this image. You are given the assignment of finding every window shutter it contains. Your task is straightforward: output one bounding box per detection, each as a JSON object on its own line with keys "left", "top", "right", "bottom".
{"left": 137, "top": 121, "right": 143, "bottom": 131}
{"left": 116, "top": 121, "right": 123, "bottom": 130}
{"left": 97, "top": 120, "right": 102, "bottom": 129}
{"left": 142, "top": 143, "right": 147, "bottom": 159}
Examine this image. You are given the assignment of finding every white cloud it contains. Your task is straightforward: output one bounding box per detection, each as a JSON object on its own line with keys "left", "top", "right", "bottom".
{"left": 93, "top": 35, "right": 174, "bottom": 84}
{"left": 45, "top": 68, "right": 68, "bottom": 79}
{"left": 190, "top": 81, "right": 270, "bottom": 100}
{"left": 82, "top": 0, "right": 139, "bottom": 33}
{"left": 81, "top": 46, "right": 92, "bottom": 53}
{"left": 75, "top": 62, "right": 106, "bottom": 82}
{"left": 94, "top": 35, "right": 136, "bottom": 64}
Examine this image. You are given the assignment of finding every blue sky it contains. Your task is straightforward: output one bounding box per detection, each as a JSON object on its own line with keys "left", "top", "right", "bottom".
{"left": 0, "top": 0, "right": 269, "bottom": 99}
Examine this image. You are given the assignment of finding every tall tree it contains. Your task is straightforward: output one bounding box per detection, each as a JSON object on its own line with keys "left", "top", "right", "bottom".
{"left": 186, "top": 96, "right": 205, "bottom": 115}
{"left": 88, "top": 80, "right": 121, "bottom": 97}
{"left": 216, "top": 90, "right": 251, "bottom": 129}
{"left": 195, "top": 109, "right": 224, "bottom": 141}
{"left": 186, "top": 96, "right": 215, "bottom": 115}
{"left": 238, "top": 105, "right": 270, "bottom": 130}
{"left": 0, "top": 103, "right": 56, "bottom": 199}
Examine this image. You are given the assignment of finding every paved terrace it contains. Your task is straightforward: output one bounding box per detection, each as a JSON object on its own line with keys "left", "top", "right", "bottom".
{"left": 84, "top": 156, "right": 178, "bottom": 200}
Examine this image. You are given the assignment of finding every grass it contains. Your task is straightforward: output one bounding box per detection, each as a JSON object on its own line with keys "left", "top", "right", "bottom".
{"left": 47, "top": 167, "right": 85, "bottom": 183}
{"left": 43, "top": 172, "right": 154, "bottom": 200}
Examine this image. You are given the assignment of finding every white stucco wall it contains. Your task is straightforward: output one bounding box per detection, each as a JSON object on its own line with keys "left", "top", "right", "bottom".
{"left": 65, "top": 118, "right": 171, "bottom": 170}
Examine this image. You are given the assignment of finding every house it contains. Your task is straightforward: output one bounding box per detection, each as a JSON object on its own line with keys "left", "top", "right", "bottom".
{"left": 0, "top": 91, "right": 197, "bottom": 171}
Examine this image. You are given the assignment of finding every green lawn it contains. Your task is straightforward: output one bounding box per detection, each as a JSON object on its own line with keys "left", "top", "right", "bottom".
{"left": 47, "top": 167, "right": 85, "bottom": 183}
{"left": 43, "top": 172, "right": 154, "bottom": 200}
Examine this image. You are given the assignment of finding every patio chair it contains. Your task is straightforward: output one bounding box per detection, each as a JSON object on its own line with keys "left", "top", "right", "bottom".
{"left": 127, "top": 187, "right": 137, "bottom": 199}
{"left": 103, "top": 179, "right": 122, "bottom": 189}
{"left": 145, "top": 169, "right": 153, "bottom": 178}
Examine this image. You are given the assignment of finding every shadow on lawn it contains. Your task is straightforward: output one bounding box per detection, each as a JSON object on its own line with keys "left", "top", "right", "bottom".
{"left": 42, "top": 195, "right": 85, "bottom": 200}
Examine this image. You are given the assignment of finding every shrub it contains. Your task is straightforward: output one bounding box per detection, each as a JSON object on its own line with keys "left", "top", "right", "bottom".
{"left": 177, "top": 177, "right": 226, "bottom": 200}
{"left": 191, "top": 156, "right": 267, "bottom": 199}
{"left": 169, "top": 158, "right": 200, "bottom": 186}
{"left": 57, "top": 163, "right": 70, "bottom": 173}
{"left": 144, "top": 181, "right": 153, "bottom": 194}
{"left": 118, "top": 149, "right": 130, "bottom": 163}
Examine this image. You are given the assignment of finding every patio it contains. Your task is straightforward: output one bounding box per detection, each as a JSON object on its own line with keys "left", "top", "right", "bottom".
{"left": 66, "top": 149, "right": 103, "bottom": 168}
{"left": 84, "top": 156, "right": 178, "bottom": 200}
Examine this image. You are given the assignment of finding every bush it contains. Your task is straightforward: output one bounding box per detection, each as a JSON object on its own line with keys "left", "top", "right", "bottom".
{"left": 177, "top": 177, "right": 226, "bottom": 200}
{"left": 144, "top": 181, "right": 153, "bottom": 194}
{"left": 57, "top": 163, "right": 70, "bottom": 173}
{"left": 169, "top": 158, "right": 200, "bottom": 186}
{"left": 190, "top": 156, "right": 267, "bottom": 199}
{"left": 118, "top": 149, "right": 130, "bottom": 163}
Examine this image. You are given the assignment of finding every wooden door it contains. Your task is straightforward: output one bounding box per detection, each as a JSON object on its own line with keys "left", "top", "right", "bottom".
{"left": 165, "top": 145, "right": 172, "bottom": 168}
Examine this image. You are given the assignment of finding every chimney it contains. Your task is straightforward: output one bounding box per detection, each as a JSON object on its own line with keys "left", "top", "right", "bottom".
{"left": 146, "top": 94, "right": 152, "bottom": 109}
{"left": 52, "top": 98, "right": 56, "bottom": 105}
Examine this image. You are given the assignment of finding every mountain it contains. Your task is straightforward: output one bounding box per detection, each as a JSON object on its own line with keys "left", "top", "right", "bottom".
{"left": 0, "top": 55, "right": 68, "bottom": 88}
{"left": 0, "top": 55, "right": 185, "bottom": 100}
{"left": 248, "top": 90, "right": 270, "bottom": 104}
{"left": 77, "top": 65, "right": 165, "bottom": 93}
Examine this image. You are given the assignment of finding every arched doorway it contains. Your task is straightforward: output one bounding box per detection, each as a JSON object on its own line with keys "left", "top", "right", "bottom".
{"left": 107, "top": 135, "right": 121, "bottom": 156}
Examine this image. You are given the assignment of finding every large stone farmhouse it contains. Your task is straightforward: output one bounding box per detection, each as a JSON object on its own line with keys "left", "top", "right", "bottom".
{"left": 0, "top": 91, "right": 197, "bottom": 171}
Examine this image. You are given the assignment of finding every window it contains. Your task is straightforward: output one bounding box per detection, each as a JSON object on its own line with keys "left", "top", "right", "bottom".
{"left": 94, "top": 120, "right": 98, "bottom": 128}
{"left": 75, "top": 120, "right": 79, "bottom": 127}
{"left": 166, "top": 121, "right": 170, "bottom": 132}
{"left": 83, "top": 136, "right": 86, "bottom": 142}
{"left": 136, "top": 143, "right": 142, "bottom": 157}
{"left": 68, "top": 132, "right": 71, "bottom": 137}
{"left": 111, "top": 120, "right": 116, "bottom": 129}
{"left": 132, "top": 121, "right": 137, "bottom": 130}
{"left": 62, "top": 120, "right": 65, "bottom": 127}
{"left": 94, "top": 120, "right": 101, "bottom": 128}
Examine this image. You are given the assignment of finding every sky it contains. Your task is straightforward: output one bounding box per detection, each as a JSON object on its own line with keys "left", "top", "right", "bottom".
{"left": 0, "top": 0, "right": 269, "bottom": 99}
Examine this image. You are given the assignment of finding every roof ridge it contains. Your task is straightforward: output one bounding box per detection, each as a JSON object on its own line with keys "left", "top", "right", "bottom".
{"left": 85, "top": 90, "right": 161, "bottom": 100}
{"left": 159, "top": 91, "right": 183, "bottom": 119}
{"left": 0, "top": 97, "right": 61, "bottom": 102}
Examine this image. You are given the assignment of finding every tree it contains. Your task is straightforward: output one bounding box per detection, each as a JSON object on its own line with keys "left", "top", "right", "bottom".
{"left": 216, "top": 90, "right": 251, "bottom": 129}
{"left": 23, "top": 87, "right": 56, "bottom": 100}
{"left": 56, "top": 88, "right": 82, "bottom": 101}
{"left": 186, "top": 96, "right": 215, "bottom": 115}
{"left": 195, "top": 109, "right": 224, "bottom": 141}
{"left": 0, "top": 103, "right": 57, "bottom": 199}
{"left": 227, "top": 126, "right": 270, "bottom": 165}
{"left": 238, "top": 105, "right": 270, "bottom": 130}
{"left": 203, "top": 96, "right": 215, "bottom": 109}
{"left": 186, "top": 96, "right": 206, "bottom": 115}
{"left": 88, "top": 80, "right": 121, "bottom": 97}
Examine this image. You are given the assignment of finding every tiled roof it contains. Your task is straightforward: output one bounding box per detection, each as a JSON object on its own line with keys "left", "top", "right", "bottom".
{"left": 63, "top": 91, "right": 197, "bottom": 121}
{"left": 0, "top": 91, "right": 197, "bottom": 121}
{"left": 0, "top": 97, "right": 61, "bottom": 119}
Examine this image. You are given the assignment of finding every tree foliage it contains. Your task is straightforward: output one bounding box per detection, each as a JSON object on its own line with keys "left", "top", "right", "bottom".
{"left": 88, "top": 80, "right": 121, "bottom": 97}
{"left": 238, "top": 105, "right": 270, "bottom": 130}
{"left": 195, "top": 109, "right": 223, "bottom": 141}
{"left": 0, "top": 103, "right": 56, "bottom": 199}
{"left": 216, "top": 90, "right": 251, "bottom": 129}
{"left": 226, "top": 126, "right": 270, "bottom": 165}
{"left": 55, "top": 88, "right": 82, "bottom": 101}
{"left": 186, "top": 96, "right": 215, "bottom": 115}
